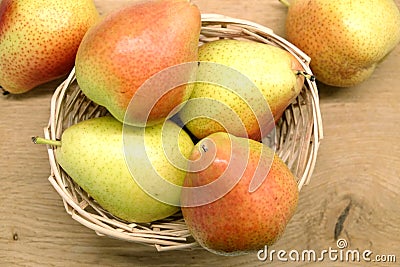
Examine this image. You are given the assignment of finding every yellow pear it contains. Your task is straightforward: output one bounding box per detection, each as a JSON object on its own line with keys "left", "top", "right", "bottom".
{"left": 283, "top": 0, "right": 400, "bottom": 87}
{"left": 34, "top": 116, "right": 194, "bottom": 223}
{"left": 178, "top": 39, "right": 305, "bottom": 141}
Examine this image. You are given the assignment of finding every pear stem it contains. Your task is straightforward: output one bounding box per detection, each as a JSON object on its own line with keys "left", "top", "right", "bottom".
{"left": 295, "top": 70, "right": 316, "bottom": 82}
{"left": 32, "top": 136, "right": 62, "bottom": 147}
{"left": 279, "top": 0, "right": 291, "bottom": 8}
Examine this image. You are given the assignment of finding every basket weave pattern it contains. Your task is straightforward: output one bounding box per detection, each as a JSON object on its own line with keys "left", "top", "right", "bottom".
{"left": 41, "top": 14, "right": 323, "bottom": 252}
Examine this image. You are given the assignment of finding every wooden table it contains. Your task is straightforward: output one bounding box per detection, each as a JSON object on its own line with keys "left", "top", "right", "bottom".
{"left": 1, "top": 0, "right": 399, "bottom": 266}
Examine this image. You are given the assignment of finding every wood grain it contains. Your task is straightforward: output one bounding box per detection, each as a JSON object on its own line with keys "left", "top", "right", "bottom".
{"left": 1, "top": 0, "right": 400, "bottom": 266}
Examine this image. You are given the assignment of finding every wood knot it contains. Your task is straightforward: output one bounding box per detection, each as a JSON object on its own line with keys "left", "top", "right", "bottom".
{"left": 334, "top": 201, "right": 352, "bottom": 240}
{"left": 13, "top": 232, "right": 19, "bottom": 241}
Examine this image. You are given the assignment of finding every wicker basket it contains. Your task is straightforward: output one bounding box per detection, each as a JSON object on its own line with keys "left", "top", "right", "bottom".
{"left": 40, "top": 14, "right": 323, "bottom": 252}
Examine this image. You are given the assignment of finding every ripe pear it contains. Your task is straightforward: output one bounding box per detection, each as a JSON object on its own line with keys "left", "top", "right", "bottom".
{"left": 35, "top": 116, "right": 194, "bottom": 223}
{"left": 283, "top": 0, "right": 400, "bottom": 87}
{"left": 181, "top": 132, "right": 299, "bottom": 255}
{"left": 0, "top": 0, "right": 99, "bottom": 94}
{"left": 178, "top": 39, "right": 305, "bottom": 141}
{"left": 75, "top": 0, "right": 201, "bottom": 127}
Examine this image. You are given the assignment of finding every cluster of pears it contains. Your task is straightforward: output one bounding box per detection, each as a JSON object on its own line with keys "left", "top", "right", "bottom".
{"left": 30, "top": 0, "right": 306, "bottom": 256}
{"left": 5, "top": 0, "right": 398, "bottom": 256}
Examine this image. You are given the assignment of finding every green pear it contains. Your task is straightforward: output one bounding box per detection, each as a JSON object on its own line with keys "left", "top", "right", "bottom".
{"left": 181, "top": 132, "right": 299, "bottom": 255}
{"left": 0, "top": 0, "right": 99, "bottom": 94}
{"left": 75, "top": 0, "right": 201, "bottom": 127}
{"left": 34, "top": 116, "right": 194, "bottom": 223}
{"left": 283, "top": 0, "right": 400, "bottom": 87}
{"left": 178, "top": 39, "right": 305, "bottom": 141}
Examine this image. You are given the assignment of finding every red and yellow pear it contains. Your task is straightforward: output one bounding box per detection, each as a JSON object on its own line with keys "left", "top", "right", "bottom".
{"left": 75, "top": 0, "right": 201, "bottom": 126}
{"left": 181, "top": 132, "right": 299, "bottom": 255}
{"left": 0, "top": 0, "right": 99, "bottom": 94}
{"left": 283, "top": 0, "right": 400, "bottom": 87}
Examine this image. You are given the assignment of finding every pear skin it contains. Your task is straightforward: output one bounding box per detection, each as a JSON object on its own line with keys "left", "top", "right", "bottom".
{"left": 181, "top": 132, "right": 299, "bottom": 255}
{"left": 284, "top": 0, "right": 400, "bottom": 87}
{"left": 75, "top": 0, "right": 201, "bottom": 126}
{"left": 55, "top": 116, "right": 194, "bottom": 223}
{"left": 178, "top": 39, "right": 304, "bottom": 141}
{"left": 0, "top": 0, "right": 99, "bottom": 94}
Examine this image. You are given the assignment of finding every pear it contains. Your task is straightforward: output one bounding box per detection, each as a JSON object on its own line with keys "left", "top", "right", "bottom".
{"left": 34, "top": 116, "right": 194, "bottom": 223}
{"left": 283, "top": 0, "right": 400, "bottom": 87}
{"left": 0, "top": 0, "right": 99, "bottom": 94}
{"left": 181, "top": 132, "right": 299, "bottom": 255}
{"left": 75, "top": 0, "right": 201, "bottom": 127}
{"left": 178, "top": 39, "right": 305, "bottom": 141}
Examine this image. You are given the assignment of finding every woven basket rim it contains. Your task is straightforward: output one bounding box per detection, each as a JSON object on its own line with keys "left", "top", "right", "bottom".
{"left": 40, "top": 13, "right": 323, "bottom": 252}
